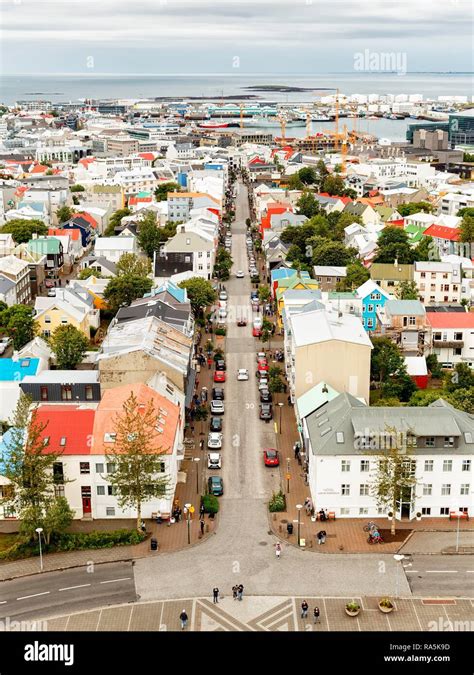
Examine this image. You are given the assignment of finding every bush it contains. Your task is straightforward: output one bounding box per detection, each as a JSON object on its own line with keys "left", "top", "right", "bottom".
{"left": 268, "top": 490, "right": 286, "bottom": 512}
{"left": 379, "top": 598, "right": 394, "bottom": 609}
{"left": 201, "top": 494, "right": 219, "bottom": 515}
{"left": 215, "top": 327, "right": 226, "bottom": 336}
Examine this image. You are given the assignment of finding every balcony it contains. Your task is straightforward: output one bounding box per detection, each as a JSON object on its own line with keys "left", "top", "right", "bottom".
{"left": 433, "top": 340, "right": 464, "bottom": 349}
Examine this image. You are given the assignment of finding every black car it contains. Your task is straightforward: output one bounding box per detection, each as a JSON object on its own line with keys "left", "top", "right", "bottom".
{"left": 216, "top": 359, "right": 226, "bottom": 371}
{"left": 209, "top": 416, "right": 223, "bottom": 432}
{"left": 212, "top": 387, "right": 225, "bottom": 400}
{"left": 259, "top": 403, "right": 273, "bottom": 421}
{"left": 260, "top": 389, "right": 272, "bottom": 403}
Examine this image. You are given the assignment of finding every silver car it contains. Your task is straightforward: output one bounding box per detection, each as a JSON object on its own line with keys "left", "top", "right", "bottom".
{"left": 208, "top": 432, "right": 223, "bottom": 449}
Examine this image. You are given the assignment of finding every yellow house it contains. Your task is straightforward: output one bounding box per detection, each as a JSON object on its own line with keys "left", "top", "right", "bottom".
{"left": 275, "top": 277, "right": 320, "bottom": 328}
{"left": 34, "top": 298, "right": 91, "bottom": 339}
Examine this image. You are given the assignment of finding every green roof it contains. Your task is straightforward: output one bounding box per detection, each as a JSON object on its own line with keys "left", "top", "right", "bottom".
{"left": 370, "top": 263, "right": 414, "bottom": 282}
{"left": 28, "top": 238, "right": 61, "bottom": 255}
{"left": 328, "top": 291, "right": 357, "bottom": 300}
{"left": 296, "top": 382, "right": 339, "bottom": 420}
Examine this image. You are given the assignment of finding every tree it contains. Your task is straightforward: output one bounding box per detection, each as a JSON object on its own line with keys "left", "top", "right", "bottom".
{"left": 38, "top": 497, "right": 75, "bottom": 545}
{"left": 312, "top": 240, "right": 354, "bottom": 267}
{"left": 374, "top": 227, "right": 415, "bottom": 264}
{"left": 298, "top": 167, "right": 317, "bottom": 185}
{"left": 178, "top": 277, "right": 216, "bottom": 317}
{"left": 459, "top": 215, "right": 474, "bottom": 244}
{"left": 258, "top": 285, "right": 271, "bottom": 304}
{"left": 214, "top": 249, "right": 233, "bottom": 280}
{"left": 337, "top": 261, "right": 369, "bottom": 291}
{"left": 70, "top": 184, "right": 85, "bottom": 192}
{"left": 154, "top": 181, "right": 181, "bottom": 202}
{"left": 260, "top": 318, "right": 273, "bottom": 349}
{"left": 321, "top": 174, "right": 355, "bottom": 197}
{"left": 445, "top": 387, "right": 474, "bottom": 414}
{"left": 104, "top": 208, "right": 131, "bottom": 236}
{"left": 409, "top": 389, "right": 444, "bottom": 407}
{"left": 0, "top": 304, "right": 37, "bottom": 349}
{"left": 78, "top": 267, "right": 103, "bottom": 280}
{"left": 371, "top": 337, "right": 415, "bottom": 402}
{"left": 315, "top": 160, "right": 329, "bottom": 186}
{"left": 295, "top": 191, "right": 320, "bottom": 219}
{"left": 397, "top": 202, "right": 434, "bottom": 217}
{"left": 268, "top": 365, "right": 285, "bottom": 395}
{"left": 104, "top": 274, "right": 153, "bottom": 313}
{"left": 369, "top": 431, "right": 418, "bottom": 535}
{"left": 287, "top": 174, "right": 304, "bottom": 190}
{"left": 116, "top": 252, "right": 151, "bottom": 277}
{"left": 57, "top": 205, "right": 73, "bottom": 223}
{"left": 137, "top": 212, "right": 176, "bottom": 259}
{"left": 444, "top": 363, "right": 474, "bottom": 393}
{"left": 397, "top": 280, "right": 419, "bottom": 300}
{"left": 2, "top": 218, "right": 48, "bottom": 244}
{"left": 49, "top": 325, "right": 89, "bottom": 369}
{"left": 106, "top": 392, "right": 170, "bottom": 531}
{"left": 457, "top": 207, "right": 474, "bottom": 219}
{"left": 414, "top": 235, "right": 439, "bottom": 262}
{"left": 426, "top": 353, "right": 443, "bottom": 379}
{"left": 193, "top": 404, "right": 209, "bottom": 435}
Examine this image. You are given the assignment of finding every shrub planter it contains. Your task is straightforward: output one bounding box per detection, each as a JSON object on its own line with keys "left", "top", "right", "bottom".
{"left": 345, "top": 602, "right": 360, "bottom": 617}
{"left": 378, "top": 599, "right": 394, "bottom": 613}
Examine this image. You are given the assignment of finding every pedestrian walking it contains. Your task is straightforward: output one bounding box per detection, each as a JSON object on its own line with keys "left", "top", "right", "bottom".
{"left": 275, "top": 542, "right": 281, "bottom": 559}
{"left": 180, "top": 609, "right": 188, "bottom": 630}
{"left": 313, "top": 607, "right": 320, "bottom": 624}
{"left": 301, "top": 601, "right": 309, "bottom": 619}
{"left": 213, "top": 587, "right": 220, "bottom": 603}
{"left": 200, "top": 517, "right": 205, "bottom": 535}
{"left": 200, "top": 504, "right": 205, "bottom": 517}
{"left": 294, "top": 442, "right": 300, "bottom": 460}
{"left": 237, "top": 584, "right": 244, "bottom": 601}
{"left": 232, "top": 585, "right": 238, "bottom": 600}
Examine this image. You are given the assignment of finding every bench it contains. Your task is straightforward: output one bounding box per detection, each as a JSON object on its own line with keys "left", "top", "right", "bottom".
{"left": 449, "top": 511, "right": 469, "bottom": 521}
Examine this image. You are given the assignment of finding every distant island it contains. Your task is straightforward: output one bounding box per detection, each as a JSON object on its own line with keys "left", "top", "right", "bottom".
{"left": 243, "top": 85, "right": 333, "bottom": 93}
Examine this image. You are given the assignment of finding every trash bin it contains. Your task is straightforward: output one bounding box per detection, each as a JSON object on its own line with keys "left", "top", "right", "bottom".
{"left": 287, "top": 523, "right": 294, "bottom": 535}
{"left": 150, "top": 538, "right": 158, "bottom": 551}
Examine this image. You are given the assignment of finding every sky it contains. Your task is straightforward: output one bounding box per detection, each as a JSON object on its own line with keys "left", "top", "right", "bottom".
{"left": 0, "top": 0, "right": 473, "bottom": 75}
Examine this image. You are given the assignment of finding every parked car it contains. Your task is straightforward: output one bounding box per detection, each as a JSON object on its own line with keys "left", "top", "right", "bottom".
{"left": 260, "top": 388, "right": 272, "bottom": 403}
{"left": 236, "top": 270, "right": 244, "bottom": 278}
{"left": 256, "top": 351, "right": 266, "bottom": 360}
{"left": 209, "top": 416, "right": 222, "bottom": 432}
{"left": 218, "top": 308, "right": 227, "bottom": 321}
{"left": 260, "top": 403, "right": 273, "bottom": 421}
{"left": 210, "top": 400, "right": 225, "bottom": 415}
{"left": 208, "top": 452, "right": 222, "bottom": 469}
{"left": 47, "top": 289, "right": 56, "bottom": 297}
{"left": 256, "top": 368, "right": 268, "bottom": 379}
{"left": 252, "top": 326, "right": 262, "bottom": 337}
{"left": 212, "top": 387, "right": 225, "bottom": 400}
{"left": 250, "top": 291, "right": 259, "bottom": 300}
{"left": 216, "top": 359, "right": 226, "bottom": 371}
{"left": 214, "top": 370, "right": 226, "bottom": 383}
{"left": 219, "top": 290, "right": 228, "bottom": 301}
{"left": 237, "top": 368, "right": 249, "bottom": 381}
{"left": 253, "top": 317, "right": 263, "bottom": 329}
{"left": 207, "top": 432, "right": 223, "bottom": 449}
{"left": 258, "top": 378, "right": 269, "bottom": 391}
{"left": 263, "top": 448, "right": 280, "bottom": 467}
{"left": 208, "top": 475, "right": 224, "bottom": 496}
{"left": 257, "top": 359, "right": 268, "bottom": 371}
{"left": 0, "top": 337, "right": 11, "bottom": 355}
{"left": 237, "top": 316, "right": 247, "bottom": 326}
{"left": 44, "top": 279, "right": 55, "bottom": 288}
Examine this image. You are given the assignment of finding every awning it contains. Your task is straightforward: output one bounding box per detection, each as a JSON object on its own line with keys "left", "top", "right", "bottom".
{"left": 185, "top": 368, "right": 197, "bottom": 409}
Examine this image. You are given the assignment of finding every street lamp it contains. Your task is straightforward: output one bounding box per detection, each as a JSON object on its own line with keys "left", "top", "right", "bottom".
{"left": 35, "top": 527, "right": 44, "bottom": 572}
{"left": 452, "top": 511, "right": 463, "bottom": 553}
{"left": 393, "top": 554, "right": 405, "bottom": 598}
{"left": 194, "top": 457, "right": 200, "bottom": 494}
{"left": 278, "top": 402, "right": 284, "bottom": 434}
{"left": 296, "top": 504, "right": 303, "bottom": 547}
{"left": 184, "top": 503, "right": 192, "bottom": 545}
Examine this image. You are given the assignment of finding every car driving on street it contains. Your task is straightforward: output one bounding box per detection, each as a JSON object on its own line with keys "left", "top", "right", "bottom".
{"left": 237, "top": 368, "right": 249, "bottom": 380}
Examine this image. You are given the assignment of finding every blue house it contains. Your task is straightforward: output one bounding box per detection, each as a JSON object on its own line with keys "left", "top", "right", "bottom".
{"left": 356, "top": 279, "right": 390, "bottom": 332}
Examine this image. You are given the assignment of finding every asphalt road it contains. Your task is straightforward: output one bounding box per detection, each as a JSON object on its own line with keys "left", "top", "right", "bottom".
{"left": 0, "top": 561, "right": 136, "bottom": 621}
{"left": 405, "top": 554, "right": 474, "bottom": 597}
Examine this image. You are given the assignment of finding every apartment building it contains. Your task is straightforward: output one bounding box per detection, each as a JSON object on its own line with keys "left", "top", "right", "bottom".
{"left": 427, "top": 312, "right": 474, "bottom": 368}
{"left": 0, "top": 255, "right": 32, "bottom": 304}
{"left": 414, "top": 261, "right": 462, "bottom": 305}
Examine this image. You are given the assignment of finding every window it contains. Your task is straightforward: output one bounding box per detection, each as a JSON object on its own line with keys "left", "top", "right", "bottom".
{"left": 367, "top": 318, "right": 374, "bottom": 328}
{"left": 454, "top": 332, "right": 463, "bottom": 341}
{"left": 360, "top": 460, "right": 370, "bottom": 472}
{"left": 421, "top": 507, "right": 431, "bottom": 515}
{"left": 106, "top": 507, "right": 115, "bottom": 516}
{"left": 40, "top": 386, "right": 48, "bottom": 401}
{"left": 53, "top": 462, "right": 64, "bottom": 483}
{"left": 460, "top": 484, "right": 470, "bottom": 495}
{"left": 425, "top": 437, "right": 435, "bottom": 448}
{"left": 85, "top": 385, "right": 93, "bottom": 401}
{"left": 359, "top": 484, "right": 369, "bottom": 496}
{"left": 44, "top": 315, "right": 51, "bottom": 324}
{"left": 104, "top": 433, "right": 116, "bottom": 443}
{"left": 444, "top": 437, "right": 454, "bottom": 448}
{"left": 424, "top": 460, "right": 434, "bottom": 472}
{"left": 367, "top": 304, "right": 374, "bottom": 313}
{"left": 341, "top": 484, "right": 350, "bottom": 496}
{"left": 80, "top": 462, "right": 90, "bottom": 474}
{"left": 441, "top": 484, "right": 451, "bottom": 496}
{"left": 408, "top": 316, "right": 416, "bottom": 326}
{"left": 423, "top": 484, "right": 432, "bottom": 496}
{"left": 443, "top": 459, "right": 453, "bottom": 472}
{"left": 359, "top": 507, "right": 369, "bottom": 515}
{"left": 341, "top": 460, "right": 351, "bottom": 472}
{"left": 340, "top": 508, "right": 350, "bottom": 515}
{"left": 61, "top": 385, "right": 72, "bottom": 401}
{"left": 462, "top": 460, "right": 471, "bottom": 472}
{"left": 107, "top": 485, "right": 117, "bottom": 496}
{"left": 420, "top": 272, "right": 426, "bottom": 278}
{"left": 95, "top": 463, "right": 104, "bottom": 473}
{"left": 60, "top": 437, "right": 66, "bottom": 447}
{"left": 54, "top": 485, "right": 65, "bottom": 498}
{"left": 97, "top": 485, "right": 105, "bottom": 496}
{"left": 440, "top": 507, "right": 449, "bottom": 515}
{"left": 106, "top": 462, "right": 116, "bottom": 474}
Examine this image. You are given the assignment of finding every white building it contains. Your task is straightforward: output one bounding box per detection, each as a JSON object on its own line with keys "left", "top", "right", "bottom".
{"left": 414, "top": 261, "right": 462, "bottom": 305}
{"left": 427, "top": 312, "right": 474, "bottom": 368}
{"left": 93, "top": 236, "right": 138, "bottom": 263}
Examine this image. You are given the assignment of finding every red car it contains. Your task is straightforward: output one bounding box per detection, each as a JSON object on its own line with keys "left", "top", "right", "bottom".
{"left": 252, "top": 326, "right": 262, "bottom": 337}
{"left": 214, "top": 370, "right": 226, "bottom": 383}
{"left": 257, "top": 359, "right": 268, "bottom": 371}
{"left": 263, "top": 448, "right": 280, "bottom": 467}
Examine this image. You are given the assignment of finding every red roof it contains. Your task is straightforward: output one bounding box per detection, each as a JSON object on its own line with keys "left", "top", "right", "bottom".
{"left": 48, "top": 228, "right": 80, "bottom": 241}
{"left": 78, "top": 157, "right": 96, "bottom": 167}
{"left": 128, "top": 196, "right": 152, "bottom": 206}
{"left": 30, "top": 164, "right": 48, "bottom": 174}
{"left": 389, "top": 219, "right": 405, "bottom": 228}
{"left": 249, "top": 157, "right": 266, "bottom": 165}
{"left": 138, "top": 152, "right": 155, "bottom": 161}
{"left": 260, "top": 203, "right": 292, "bottom": 231}
{"left": 74, "top": 211, "right": 98, "bottom": 229}
{"left": 36, "top": 406, "right": 96, "bottom": 456}
{"left": 318, "top": 193, "right": 352, "bottom": 205}
{"left": 426, "top": 313, "right": 474, "bottom": 329}
{"left": 423, "top": 224, "right": 459, "bottom": 242}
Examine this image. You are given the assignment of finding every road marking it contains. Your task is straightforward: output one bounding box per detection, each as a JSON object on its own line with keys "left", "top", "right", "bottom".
{"left": 59, "top": 584, "right": 91, "bottom": 592}
{"left": 17, "top": 592, "right": 50, "bottom": 600}
{"left": 405, "top": 570, "right": 419, "bottom": 573}
{"left": 99, "top": 577, "right": 131, "bottom": 584}
{"left": 425, "top": 570, "right": 458, "bottom": 573}
{"left": 466, "top": 571, "right": 474, "bottom": 573}
{"left": 0, "top": 601, "right": 7, "bottom": 605}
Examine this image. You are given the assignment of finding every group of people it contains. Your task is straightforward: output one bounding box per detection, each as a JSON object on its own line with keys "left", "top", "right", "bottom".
{"left": 316, "top": 530, "right": 327, "bottom": 545}
{"left": 211, "top": 585, "right": 245, "bottom": 603}
{"left": 300, "top": 602, "right": 321, "bottom": 624}
{"left": 319, "top": 508, "right": 329, "bottom": 522}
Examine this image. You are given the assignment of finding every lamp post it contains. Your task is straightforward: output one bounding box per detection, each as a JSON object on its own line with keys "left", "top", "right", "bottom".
{"left": 278, "top": 402, "right": 284, "bottom": 434}
{"left": 296, "top": 504, "right": 303, "bottom": 547}
{"left": 36, "top": 527, "right": 44, "bottom": 572}
{"left": 194, "top": 457, "right": 200, "bottom": 494}
{"left": 453, "top": 511, "right": 463, "bottom": 553}
{"left": 184, "top": 503, "right": 192, "bottom": 545}
{"left": 393, "top": 554, "right": 404, "bottom": 598}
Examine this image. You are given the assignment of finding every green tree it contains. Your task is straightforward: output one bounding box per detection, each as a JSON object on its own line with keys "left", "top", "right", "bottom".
{"left": 37, "top": 497, "right": 75, "bottom": 546}
{"left": 2, "top": 218, "right": 48, "bottom": 244}
{"left": 457, "top": 207, "right": 474, "bottom": 218}
{"left": 298, "top": 167, "right": 317, "bottom": 185}
{"left": 137, "top": 212, "right": 176, "bottom": 259}
{"left": 214, "top": 249, "right": 233, "bottom": 280}
{"left": 321, "top": 174, "right": 356, "bottom": 198}
{"left": 337, "top": 261, "right": 369, "bottom": 291}
{"left": 287, "top": 174, "right": 304, "bottom": 190}
{"left": 70, "top": 184, "right": 85, "bottom": 192}
{"left": 49, "top": 324, "right": 89, "bottom": 369}
{"left": 56, "top": 205, "right": 74, "bottom": 223}
{"left": 374, "top": 227, "right": 415, "bottom": 264}
{"left": 193, "top": 404, "right": 209, "bottom": 435}
{"left": 397, "top": 280, "right": 419, "bottom": 300}
{"left": 116, "top": 252, "right": 151, "bottom": 277}
{"left": 426, "top": 353, "right": 443, "bottom": 379}
{"left": 104, "top": 208, "right": 131, "bottom": 237}
{"left": 312, "top": 240, "right": 354, "bottom": 266}
{"left": 78, "top": 267, "right": 103, "bottom": 280}
{"left": 409, "top": 389, "right": 444, "bottom": 407}
{"left": 258, "top": 285, "right": 271, "bottom": 304}
{"left": 154, "top": 181, "right": 181, "bottom": 202}
{"left": 104, "top": 275, "right": 153, "bottom": 313}
{"left": 459, "top": 215, "right": 474, "bottom": 244}
{"left": 315, "top": 159, "right": 329, "bottom": 186}
{"left": 106, "top": 392, "right": 170, "bottom": 531}
{"left": 178, "top": 277, "right": 217, "bottom": 317}
{"left": 0, "top": 304, "right": 37, "bottom": 349}
{"left": 444, "top": 363, "right": 474, "bottom": 392}
{"left": 414, "top": 235, "right": 439, "bottom": 262}
{"left": 331, "top": 212, "right": 363, "bottom": 241}
{"left": 371, "top": 337, "right": 415, "bottom": 402}
{"left": 295, "top": 191, "right": 320, "bottom": 219}
{"left": 445, "top": 387, "right": 474, "bottom": 414}
{"left": 397, "top": 202, "right": 434, "bottom": 217}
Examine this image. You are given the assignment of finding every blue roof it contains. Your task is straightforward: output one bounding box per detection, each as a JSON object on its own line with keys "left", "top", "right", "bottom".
{"left": 271, "top": 268, "right": 312, "bottom": 283}
{"left": 145, "top": 280, "right": 188, "bottom": 304}
{"left": 0, "top": 358, "right": 40, "bottom": 381}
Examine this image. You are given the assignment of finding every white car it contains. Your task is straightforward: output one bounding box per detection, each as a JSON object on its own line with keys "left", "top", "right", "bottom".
{"left": 47, "top": 289, "right": 56, "bottom": 297}
{"left": 219, "top": 291, "right": 228, "bottom": 301}
{"left": 253, "top": 317, "right": 263, "bottom": 329}
{"left": 218, "top": 308, "right": 227, "bottom": 321}
{"left": 258, "top": 378, "right": 269, "bottom": 391}
{"left": 236, "top": 270, "right": 244, "bottom": 278}
{"left": 0, "top": 337, "right": 11, "bottom": 355}
{"left": 210, "top": 400, "right": 225, "bottom": 415}
{"left": 207, "top": 432, "right": 223, "bottom": 449}
{"left": 208, "top": 452, "right": 222, "bottom": 469}
{"left": 237, "top": 368, "right": 249, "bottom": 381}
